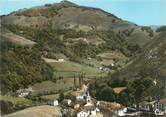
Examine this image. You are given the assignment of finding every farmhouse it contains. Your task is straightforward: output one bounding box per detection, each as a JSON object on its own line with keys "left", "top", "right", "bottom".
{"left": 58, "top": 59, "right": 65, "bottom": 62}
{"left": 48, "top": 99, "right": 59, "bottom": 106}
{"left": 17, "top": 87, "right": 33, "bottom": 97}
{"left": 98, "top": 66, "right": 110, "bottom": 72}
{"left": 139, "top": 98, "right": 166, "bottom": 116}
{"left": 53, "top": 100, "right": 59, "bottom": 106}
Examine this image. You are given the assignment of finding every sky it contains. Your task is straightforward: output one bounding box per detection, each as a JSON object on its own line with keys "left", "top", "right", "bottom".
{"left": 0, "top": 0, "right": 166, "bottom": 26}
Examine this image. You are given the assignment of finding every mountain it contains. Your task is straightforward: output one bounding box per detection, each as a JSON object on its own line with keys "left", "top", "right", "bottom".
{"left": 1, "top": 0, "right": 153, "bottom": 47}
{"left": 0, "top": 1, "right": 156, "bottom": 94}
{"left": 156, "top": 26, "right": 166, "bottom": 32}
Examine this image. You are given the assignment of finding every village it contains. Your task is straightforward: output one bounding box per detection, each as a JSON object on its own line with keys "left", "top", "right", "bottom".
{"left": 17, "top": 78, "right": 166, "bottom": 117}
{"left": 49, "top": 79, "right": 166, "bottom": 117}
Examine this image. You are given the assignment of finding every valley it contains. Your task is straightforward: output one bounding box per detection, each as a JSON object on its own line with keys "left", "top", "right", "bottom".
{"left": 0, "top": 0, "right": 166, "bottom": 117}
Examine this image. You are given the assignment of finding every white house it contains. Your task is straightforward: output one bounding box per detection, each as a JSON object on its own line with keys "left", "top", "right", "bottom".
{"left": 91, "top": 107, "right": 100, "bottom": 116}
{"left": 77, "top": 111, "right": 88, "bottom": 117}
{"left": 17, "top": 87, "right": 33, "bottom": 97}
{"left": 114, "top": 107, "right": 127, "bottom": 116}
{"left": 77, "top": 106, "right": 100, "bottom": 117}
{"left": 98, "top": 66, "right": 110, "bottom": 72}
{"left": 18, "top": 92, "right": 29, "bottom": 97}
{"left": 58, "top": 59, "right": 65, "bottom": 62}
{"left": 53, "top": 100, "right": 59, "bottom": 106}
{"left": 76, "top": 95, "right": 85, "bottom": 100}
{"left": 74, "top": 104, "right": 80, "bottom": 109}
{"left": 111, "top": 63, "right": 115, "bottom": 66}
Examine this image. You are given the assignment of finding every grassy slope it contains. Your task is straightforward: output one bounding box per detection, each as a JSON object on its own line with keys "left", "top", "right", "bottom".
{"left": 4, "top": 105, "right": 61, "bottom": 117}
{"left": 0, "top": 96, "right": 32, "bottom": 105}
{"left": 48, "top": 60, "right": 107, "bottom": 78}
{"left": 1, "top": 1, "right": 152, "bottom": 46}
{"left": 31, "top": 78, "right": 79, "bottom": 95}
{"left": 112, "top": 31, "right": 166, "bottom": 79}
{"left": 1, "top": 31, "right": 36, "bottom": 46}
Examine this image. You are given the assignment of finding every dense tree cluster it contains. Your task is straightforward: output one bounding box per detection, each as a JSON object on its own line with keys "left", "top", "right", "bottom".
{"left": 0, "top": 40, "right": 53, "bottom": 94}
{"left": 89, "top": 76, "right": 162, "bottom": 107}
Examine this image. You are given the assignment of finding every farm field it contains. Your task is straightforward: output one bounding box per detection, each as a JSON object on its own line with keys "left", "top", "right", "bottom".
{"left": 40, "top": 90, "right": 72, "bottom": 101}
{"left": 97, "top": 51, "right": 129, "bottom": 68}
{"left": 48, "top": 60, "right": 107, "bottom": 78}
{"left": 50, "top": 61, "right": 81, "bottom": 72}
{"left": 31, "top": 78, "right": 80, "bottom": 95}
{"left": 97, "top": 51, "right": 127, "bottom": 60}
{"left": 0, "top": 96, "right": 32, "bottom": 105}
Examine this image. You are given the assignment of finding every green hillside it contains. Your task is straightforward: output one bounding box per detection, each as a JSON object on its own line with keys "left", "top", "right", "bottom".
{"left": 111, "top": 31, "right": 166, "bottom": 97}
{"left": 0, "top": 1, "right": 156, "bottom": 95}
{"left": 0, "top": 39, "right": 53, "bottom": 93}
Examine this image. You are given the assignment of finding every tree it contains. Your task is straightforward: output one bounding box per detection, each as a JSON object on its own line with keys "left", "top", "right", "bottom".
{"left": 74, "top": 75, "right": 76, "bottom": 88}
{"left": 118, "top": 92, "right": 129, "bottom": 106}
{"left": 59, "top": 92, "right": 64, "bottom": 102}
{"left": 0, "top": 100, "right": 13, "bottom": 115}
{"left": 97, "top": 86, "right": 115, "bottom": 102}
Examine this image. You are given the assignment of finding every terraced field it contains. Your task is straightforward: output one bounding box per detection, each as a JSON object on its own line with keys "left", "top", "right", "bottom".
{"left": 47, "top": 60, "right": 107, "bottom": 78}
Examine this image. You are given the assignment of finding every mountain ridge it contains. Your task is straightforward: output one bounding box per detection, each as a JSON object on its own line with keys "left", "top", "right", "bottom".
{"left": 0, "top": 1, "right": 158, "bottom": 94}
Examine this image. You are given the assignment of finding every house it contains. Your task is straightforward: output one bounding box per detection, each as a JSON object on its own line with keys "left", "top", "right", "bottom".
{"left": 84, "top": 102, "right": 100, "bottom": 115}
{"left": 159, "top": 98, "right": 166, "bottom": 111}
{"left": 124, "top": 107, "right": 142, "bottom": 116}
{"left": 77, "top": 102, "right": 100, "bottom": 117}
{"left": 48, "top": 100, "right": 59, "bottom": 106}
{"left": 58, "top": 59, "right": 65, "bottom": 62}
{"left": 99, "top": 66, "right": 103, "bottom": 70}
{"left": 77, "top": 111, "right": 88, "bottom": 117}
{"left": 71, "top": 91, "right": 84, "bottom": 100}
{"left": 62, "top": 99, "right": 72, "bottom": 106}
{"left": 53, "top": 100, "right": 59, "bottom": 106}
{"left": 153, "top": 99, "right": 166, "bottom": 116}
{"left": 139, "top": 101, "right": 151, "bottom": 111}
{"left": 87, "top": 57, "right": 92, "bottom": 60}
{"left": 17, "top": 87, "right": 33, "bottom": 97}
{"left": 74, "top": 104, "right": 80, "bottom": 109}
{"left": 139, "top": 98, "right": 166, "bottom": 116}
{"left": 111, "top": 63, "right": 114, "bottom": 66}
{"left": 71, "top": 85, "right": 89, "bottom": 101}
{"left": 98, "top": 66, "right": 110, "bottom": 72}
{"left": 98, "top": 101, "right": 129, "bottom": 116}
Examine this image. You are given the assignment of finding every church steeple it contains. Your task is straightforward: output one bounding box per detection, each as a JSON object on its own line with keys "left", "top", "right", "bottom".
{"left": 86, "top": 91, "right": 91, "bottom": 103}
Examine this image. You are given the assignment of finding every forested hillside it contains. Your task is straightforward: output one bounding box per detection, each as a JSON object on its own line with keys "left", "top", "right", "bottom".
{"left": 0, "top": 38, "right": 53, "bottom": 93}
